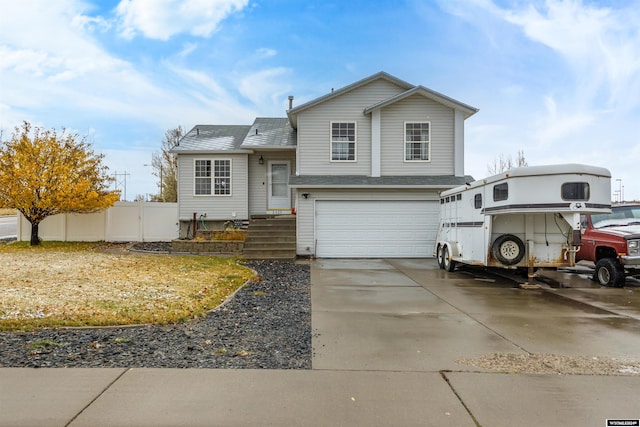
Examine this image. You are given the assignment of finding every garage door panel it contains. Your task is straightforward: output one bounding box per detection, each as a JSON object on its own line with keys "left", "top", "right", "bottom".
{"left": 315, "top": 200, "right": 438, "bottom": 258}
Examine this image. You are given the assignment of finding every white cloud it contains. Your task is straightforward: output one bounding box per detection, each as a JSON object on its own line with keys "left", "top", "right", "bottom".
{"left": 503, "top": 0, "right": 640, "bottom": 110}
{"left": 115, "top": 0, "right": 249, "bottom": 40}
{"left": 256, "top": 48, "right": 277, "bottom": 58}
{"left": 237, "top": 67, "right": 293, "bottom": 110}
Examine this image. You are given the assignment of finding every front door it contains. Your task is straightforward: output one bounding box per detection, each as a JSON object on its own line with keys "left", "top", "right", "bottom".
{"left": 268, "top": 161, "right": 291, "bottom": 210}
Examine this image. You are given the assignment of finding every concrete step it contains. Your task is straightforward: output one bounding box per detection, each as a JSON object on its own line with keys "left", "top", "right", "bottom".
{"left": 246, "top": 233, "right": 296, "bottom": 243}
{"left": 243, "top": 217, "right": 297, "bottom": 260}
{"left": 243, "top": 248, "right": 297, "bottom": 260}
{"left": 243, "top": 242, "right": 297, "bottom": 251}
{"left": 247, "top": 223, "right": 296, "bottom": 231}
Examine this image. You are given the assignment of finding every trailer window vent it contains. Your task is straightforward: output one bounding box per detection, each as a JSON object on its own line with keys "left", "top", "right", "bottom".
{"left": 562, "top": 182, "right": 590, "bottom": 201}
{"left": 474, "top": 194, "right": 482, "bottom": 209}
{"left": 493, "top": 183, "right": 508, "bottom": 201}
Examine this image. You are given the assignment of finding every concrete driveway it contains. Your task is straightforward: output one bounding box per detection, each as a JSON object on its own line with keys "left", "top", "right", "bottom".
{"left": 311, "top": 258, "right": 640, "bottom": 426}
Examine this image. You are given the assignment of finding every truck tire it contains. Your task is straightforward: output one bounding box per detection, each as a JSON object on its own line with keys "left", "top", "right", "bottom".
{"left": 492, "top": 234, "right": 525, "bottom": 266}
{"left": 436, "top": 245, "right": 445, "bottom": 269}
{"left": 443, "top": 245, "right": 456, "bottom": 272}
{"left": 594, "top": 258, "right": 625, "bottom": 287}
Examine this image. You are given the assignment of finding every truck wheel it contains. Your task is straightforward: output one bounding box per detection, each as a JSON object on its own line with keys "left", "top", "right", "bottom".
{"left": 594, "top": 258, "right": 625, "bottom": 287}
{"left": 436, "top": 245, "right": 445, "bottom": 269}
{"left": 492, "top": 234, "right": 525, "bottom": 266}
{"left": 443, "top": 245, "right": 456, "bottom": 272}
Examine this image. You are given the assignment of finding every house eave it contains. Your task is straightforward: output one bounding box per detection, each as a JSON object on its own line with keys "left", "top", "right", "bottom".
{"left": 170, "top": 149, "right": 254, "bottom": 155}
{"left": 238, "top": 145, "right": 296, "bottom": 151}
{"left": 363, "top": 86, "right": 479, "bottom": 119}
{"left": 289, "top": 184, "right": 462, "bottom": 190}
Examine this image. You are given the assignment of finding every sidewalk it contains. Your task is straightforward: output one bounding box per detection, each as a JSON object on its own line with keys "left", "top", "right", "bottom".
{"left": 1, "top": 258, "right": 639, "bottom": 426}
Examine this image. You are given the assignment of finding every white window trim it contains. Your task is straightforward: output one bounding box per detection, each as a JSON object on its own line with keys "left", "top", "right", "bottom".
{"left": 192, "top": 158, "right": 232, "bottom": 197}
{"left": 403, "top": 121, "right": 431, "bottom": 163}
{"left": 329, "top": 121, "right": 357, "bottom": 162}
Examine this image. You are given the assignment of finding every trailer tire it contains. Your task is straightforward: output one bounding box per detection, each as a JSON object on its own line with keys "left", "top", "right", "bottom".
{"left": 443, "top": 245, "right": 456, "bottom": 272}
{"left": 594, "top": 258, "right": 625, "bottom": 287}
{"left": 436, "top": 245, "right": 445, "bottom": 269}
{"left": 492, "top": 234, "right": 525, "bottom": 266}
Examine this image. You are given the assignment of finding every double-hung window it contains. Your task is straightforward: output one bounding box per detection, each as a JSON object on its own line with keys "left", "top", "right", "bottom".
{"left": 194, "top": 160, "right": 212, "bottom": 195}
{"left": 331, "top": 122, "right": 356, "bottom": 161}
{"left": 194, "top": 159, "right": 231, "bottom": 196}
{"left": 213, "top": 159, "right": 231, "bottom": 195}
{"left": 405, "top": 122, "right": 430, "bottom": 161}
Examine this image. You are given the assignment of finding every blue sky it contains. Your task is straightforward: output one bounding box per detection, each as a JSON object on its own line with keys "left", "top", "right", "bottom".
{"left": 1, "top": 0, "right": 639, "bottom": 201}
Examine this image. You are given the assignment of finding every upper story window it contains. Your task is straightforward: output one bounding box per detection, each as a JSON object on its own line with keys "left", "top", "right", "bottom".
{"left": 331, "top": 122, "right": 356, "bottom": 161}
{"left": 194, "top": 159, "right": 231, "bottom": 196}
{"left": 405, "top": 122, "right": 430, "bottom": 161}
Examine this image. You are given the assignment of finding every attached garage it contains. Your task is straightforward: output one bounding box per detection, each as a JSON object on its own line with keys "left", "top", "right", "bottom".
{"left": 315, "top": 200, "right": 439, "bottom": 258}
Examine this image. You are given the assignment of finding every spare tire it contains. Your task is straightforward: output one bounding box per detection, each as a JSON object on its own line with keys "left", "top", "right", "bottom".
{"left": 492, "top": 234, "right": 525, "bottom": 266}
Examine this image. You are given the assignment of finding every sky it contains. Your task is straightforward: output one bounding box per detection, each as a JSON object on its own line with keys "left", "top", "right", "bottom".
{"left": 1, "top": 0, "right": 639, "bottom": 201}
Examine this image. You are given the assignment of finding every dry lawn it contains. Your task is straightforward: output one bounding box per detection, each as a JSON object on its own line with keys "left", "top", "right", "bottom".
{"left": 0, "top": 242, "right": 254, "bottom": 330}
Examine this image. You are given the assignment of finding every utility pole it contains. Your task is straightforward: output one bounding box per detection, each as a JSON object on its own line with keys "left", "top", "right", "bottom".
{"left": 113, "top": 171, "right": 130, "bottom": 201}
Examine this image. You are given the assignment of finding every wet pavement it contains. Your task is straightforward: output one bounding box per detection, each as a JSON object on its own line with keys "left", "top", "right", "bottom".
{"left": 2, "top": 258, "right": 640, "bottom": 426}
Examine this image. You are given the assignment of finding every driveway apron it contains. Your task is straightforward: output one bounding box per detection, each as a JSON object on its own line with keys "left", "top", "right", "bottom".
{"left": 311, "top": 258, "right": 523, "bottom": 372}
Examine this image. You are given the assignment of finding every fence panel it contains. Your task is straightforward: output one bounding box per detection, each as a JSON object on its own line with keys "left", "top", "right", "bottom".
{"left": 18, "top": 202, "right": 178, "bottom": 242}
{"left": 141, "top": 203, "right": 179, "bottom": 242}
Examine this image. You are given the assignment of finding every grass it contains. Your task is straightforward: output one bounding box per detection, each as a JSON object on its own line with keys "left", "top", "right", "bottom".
{"left": 0, "top": 241, "right": 255, "bottom": 331}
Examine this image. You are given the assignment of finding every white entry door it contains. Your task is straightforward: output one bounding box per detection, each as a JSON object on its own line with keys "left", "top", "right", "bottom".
{"left": 268, "top": 161, "right": 291, "bottom": 209}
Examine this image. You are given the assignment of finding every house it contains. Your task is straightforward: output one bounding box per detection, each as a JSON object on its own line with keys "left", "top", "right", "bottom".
{"left": 171, "top": 71, "right": 478, "bottom": 258}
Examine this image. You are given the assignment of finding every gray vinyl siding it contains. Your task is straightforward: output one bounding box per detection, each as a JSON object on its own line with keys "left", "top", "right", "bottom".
{"left": 297, "top": 79, "right": 405, "bottom": 176}
{"left": 295, "top": 188, "right": 440, "bottom": 256}
{"left": 248, "top": 151, "right": 296, "bottom": 215}
{"left": 177, "top": 154, "right": 249, "bottom": 220}
{"left": 380, "top": 94, "right": 455, "bottom": 176}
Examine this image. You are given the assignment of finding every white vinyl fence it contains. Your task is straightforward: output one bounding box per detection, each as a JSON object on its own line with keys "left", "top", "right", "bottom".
{"left": 17, "top": 202, "right": 178, "bottom": 242}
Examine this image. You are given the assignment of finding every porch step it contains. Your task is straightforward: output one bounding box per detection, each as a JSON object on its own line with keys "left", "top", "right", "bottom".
{"left": 243, "top": 216, "right": 297, "bottom": 260}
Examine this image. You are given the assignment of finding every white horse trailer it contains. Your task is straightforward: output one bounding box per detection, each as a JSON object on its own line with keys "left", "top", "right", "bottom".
{"left": 434, "top": 164, "right": 611, "bottom": 281}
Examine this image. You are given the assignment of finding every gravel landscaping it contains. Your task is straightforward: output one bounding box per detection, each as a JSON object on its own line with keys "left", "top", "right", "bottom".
{"left": 0, "top": 261, "right": 311, "bottom": 369}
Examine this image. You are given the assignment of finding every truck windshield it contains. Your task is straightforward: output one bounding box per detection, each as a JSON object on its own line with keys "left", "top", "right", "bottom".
{"left": 591, "top": 205, "right": 640, "bottom": 228}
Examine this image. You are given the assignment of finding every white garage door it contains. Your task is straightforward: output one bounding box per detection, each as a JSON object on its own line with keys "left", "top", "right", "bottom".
{"left": 315, "top": 200, "right": 439, "bottom": 258}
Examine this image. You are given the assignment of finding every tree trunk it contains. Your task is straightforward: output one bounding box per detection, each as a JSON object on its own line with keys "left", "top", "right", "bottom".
{"left": 30, "top": 221, "right": 40, "bottom": 246}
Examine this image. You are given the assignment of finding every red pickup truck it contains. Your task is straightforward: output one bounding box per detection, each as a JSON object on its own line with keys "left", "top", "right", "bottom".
{"left": 577, "top": 204, "right": 640, "bottom": 287}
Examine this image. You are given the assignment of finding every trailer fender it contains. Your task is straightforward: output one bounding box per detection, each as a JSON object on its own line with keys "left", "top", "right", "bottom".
{"left": 492, "top": 234, "right": 526, "bottom": 266}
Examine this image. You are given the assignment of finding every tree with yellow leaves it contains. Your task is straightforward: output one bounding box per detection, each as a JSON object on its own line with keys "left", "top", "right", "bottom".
{"left": 0, "top": 121, "right": 120, "bottom": 245}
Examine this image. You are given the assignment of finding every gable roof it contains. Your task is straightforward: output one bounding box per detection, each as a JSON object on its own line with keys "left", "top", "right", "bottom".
{"left": 240, "top": 118, "right": 296, "bottom": 150}
{"left": 287, "top": 71, "right": 413, "bottom": 127}
{"left": 287, "top": 71, "right": 478, "bottom": 126}
{"left": 364, "top": 85, "right": 478, "bottom": 119}
{"left": 171, "top": 125, "right": 252, "bottom": 154}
